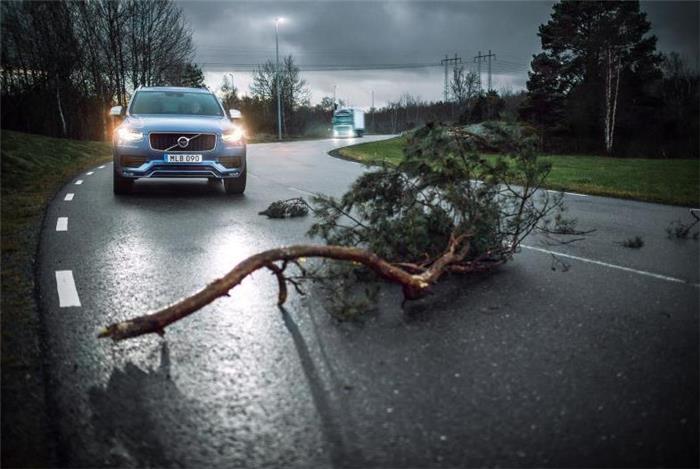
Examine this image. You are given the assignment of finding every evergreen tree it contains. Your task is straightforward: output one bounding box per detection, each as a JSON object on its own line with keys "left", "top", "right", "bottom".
{"left": 521, "top": 1, "right": 661, "bottom": 154}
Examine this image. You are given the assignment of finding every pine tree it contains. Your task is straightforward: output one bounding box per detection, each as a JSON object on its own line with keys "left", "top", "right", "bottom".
{"left": 521, "top": 1, "right": 661, "bottom": 154}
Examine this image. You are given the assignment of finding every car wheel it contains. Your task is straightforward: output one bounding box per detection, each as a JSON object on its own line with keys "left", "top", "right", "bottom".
{"left": 113, "top": 169, "right": 133, "bottom": 195}
{"left": 224, "top": 168, "right": 246, "bottom": 195}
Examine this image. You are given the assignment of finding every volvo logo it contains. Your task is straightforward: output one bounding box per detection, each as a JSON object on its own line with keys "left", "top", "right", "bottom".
{"left": 177, "top": 136, "right": 190, "bottom": 148}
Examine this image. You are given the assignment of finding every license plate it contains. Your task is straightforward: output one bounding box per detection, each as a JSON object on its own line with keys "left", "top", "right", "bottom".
{"left": 166, "top": 154, "right": 202, "bottom": 163}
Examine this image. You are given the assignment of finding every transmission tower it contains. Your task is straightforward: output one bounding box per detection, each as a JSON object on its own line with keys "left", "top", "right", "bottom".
{"left": 441, "top": 53, "right": 462, "bottom": 102}
{"left": 474, "top": 50, "right": 496, "bottom": 92}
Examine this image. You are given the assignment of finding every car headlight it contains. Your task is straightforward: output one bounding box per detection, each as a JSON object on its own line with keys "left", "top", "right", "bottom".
{"left": 117, "top": 127, "right": 144, "bottom": 144}
{"left": 222, "top": 126, "right": 244, "bottom": 144}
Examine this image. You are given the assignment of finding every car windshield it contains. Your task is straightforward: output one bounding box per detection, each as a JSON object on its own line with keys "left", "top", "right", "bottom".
{"left": 130, "top": 91, "right": 223, "bottom": 116}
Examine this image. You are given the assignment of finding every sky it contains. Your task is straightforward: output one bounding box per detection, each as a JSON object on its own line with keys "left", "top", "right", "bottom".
{"left": 177, "top": 0, "right": 699, "bottom": 109}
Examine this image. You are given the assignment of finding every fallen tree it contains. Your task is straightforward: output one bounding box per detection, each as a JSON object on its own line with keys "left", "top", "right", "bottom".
{"left": 99, "top": 123, "right": 570, "bottom": 341}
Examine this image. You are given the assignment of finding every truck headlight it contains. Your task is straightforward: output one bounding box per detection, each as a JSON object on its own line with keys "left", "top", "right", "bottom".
{"left": 117, "top": 127, "right": 144, "bottom": 144}
{"left": 222, "top": 126, "right": 244, "bottom": 144}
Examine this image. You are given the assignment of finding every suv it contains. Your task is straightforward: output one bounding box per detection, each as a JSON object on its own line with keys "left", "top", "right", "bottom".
{"left": 110, "top": 86, "right": 247, "bottom": 195}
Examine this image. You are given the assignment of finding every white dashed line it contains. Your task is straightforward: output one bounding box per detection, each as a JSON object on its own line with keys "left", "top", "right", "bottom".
{"left": 521, "top": 244, "right": 698, "bottom": 287}
{"left": 75, "top": 180, "right": 83, "bottom": 185}
{"left": 98, "top": 165, "right": 106, "bottom": 169}
{"left": 64, "top": 193, "right": 74, "bottom": 201}
{"left": 288, "top": 187, "right": 316, "bottom": 197}
{"left": 86, "top": 171, "right": 94, "bottom": 176}
{"left": 56, "top": 217, "right": 68, "bottom": 232}
{"left": 55, "top": 271, "right": 81, "bottom": 307}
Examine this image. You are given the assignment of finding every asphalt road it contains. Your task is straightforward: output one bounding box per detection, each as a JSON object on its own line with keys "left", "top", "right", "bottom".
{"left": 38, "top": 136, "right": 698, "bottom": 467}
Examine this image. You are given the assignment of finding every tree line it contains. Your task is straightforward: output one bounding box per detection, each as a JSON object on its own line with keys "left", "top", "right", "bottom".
{"left": 1, "top": 0, "right": 202, "bottom": 140}
{"left": 2, "top": 0, "right": 695, "bottom": 158}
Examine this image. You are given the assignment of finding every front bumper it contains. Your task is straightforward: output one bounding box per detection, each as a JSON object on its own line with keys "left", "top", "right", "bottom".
{"left": 333, "top": 125, "right": 356, "bottom": 138}
{"left": 113, "top": 139, "right": 246, "bottom": 179}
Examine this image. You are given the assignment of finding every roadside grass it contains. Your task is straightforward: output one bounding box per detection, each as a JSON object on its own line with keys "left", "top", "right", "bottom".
{"left": 1, "top": 130, "right": 111, "bottom": 467}
{"left": 335, "top": 136, "right": 700, "bottom": 207}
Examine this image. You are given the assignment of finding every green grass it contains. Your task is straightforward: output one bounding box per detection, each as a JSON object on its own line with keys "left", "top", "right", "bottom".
{"left": 336, "top": 136, "right": 700, "bottom": 207}
{"left": 1, "top": 130, "right": 111, "bottom": 468}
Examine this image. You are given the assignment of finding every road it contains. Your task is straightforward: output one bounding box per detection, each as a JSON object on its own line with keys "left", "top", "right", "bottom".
{"left": 38, "top": 136, "right": 698, "bottom": 467}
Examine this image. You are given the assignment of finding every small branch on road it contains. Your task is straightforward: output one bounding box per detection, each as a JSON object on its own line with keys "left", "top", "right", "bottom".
{"left": 98, "top": 235, "right": 490, "bottom": 342}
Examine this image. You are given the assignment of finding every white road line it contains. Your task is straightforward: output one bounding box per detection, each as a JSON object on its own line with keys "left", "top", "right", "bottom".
{"left": 98, "top": 165, "right": 106, "bottom": 169}
{"left": 547, "top": 189, "right": 589, "bottom": 198}
{"left": 86, "top": 171, "right": 94, "bottom": 175}
{"left": 75, "top": 180, "right": 83, "bottom": 185}
{"left": 64, "top": 193, "right": 74, "bottom": 201}
{"left": 55, "top": 271, "right": 81, "bottom": 307}
{"left": 288, "top": 186, "right": 316, "bottom": 197}
{"left": 521, "top": 244, "right": 698, "bottom": 287}
{"left": 56, "top": 217, "right": 68, "bottom": 232}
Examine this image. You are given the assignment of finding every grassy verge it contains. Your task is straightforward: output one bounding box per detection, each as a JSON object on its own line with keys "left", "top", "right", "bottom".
{"left": 1, "top": 130, "right": 111, "bottom": 467}
{"left": 334, "top": 136, "right": 700, "bottom": 207}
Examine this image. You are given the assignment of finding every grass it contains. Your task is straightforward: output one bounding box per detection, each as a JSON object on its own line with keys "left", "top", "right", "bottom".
{"left": 335, "top": 136, "right": 700, "bottom": 207}
{"left": 1, "top": 130, "right": 111, "bottom": 467}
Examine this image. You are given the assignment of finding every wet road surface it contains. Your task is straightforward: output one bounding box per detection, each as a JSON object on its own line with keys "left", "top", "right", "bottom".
{"left": 38, "top": 136, "right": 698, "bottom": 467}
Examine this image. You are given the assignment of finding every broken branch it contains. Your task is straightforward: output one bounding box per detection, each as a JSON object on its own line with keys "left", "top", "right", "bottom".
{"left": 98, "top": 238, "right": 473, "bottom": 342}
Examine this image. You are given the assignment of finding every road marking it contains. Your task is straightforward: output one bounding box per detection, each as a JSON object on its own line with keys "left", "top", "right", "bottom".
{"left": 521, "top": 244, "right": 699, "bottom": 287}
{"left": 55, "top": 271, "right": 81, "bottom": 307}
{"left": 56, "top": 217, "right": 68, "bottom": 232}
{"left": 288, "top": 187, "right": 316, "bottom": 197}
{"left": 547, "top": 189, "right": 589, "bottom": 198}
{"left": 86, "top": 171, "right": 94, "bottom": 176}
{"left": 98, "top": 165, "right": 106, "bottom": 169}
{"left": 64, "top": 193, "right": 74, "bottom": 201}
{"left": 75, "top": 180, "right": 83, "bottom": 185}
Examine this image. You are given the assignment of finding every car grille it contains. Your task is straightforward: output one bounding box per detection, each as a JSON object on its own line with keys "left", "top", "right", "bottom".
{"left": 149, "top": 133, "right": 216, "bottom": 151}
{"left": 120, "top": 155, "right": 148, "bottom": 167}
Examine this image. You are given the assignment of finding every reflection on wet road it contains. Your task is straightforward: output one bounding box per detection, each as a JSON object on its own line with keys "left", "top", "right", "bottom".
{"left": 37, "top": 136, "right": 698, "bottom": 467}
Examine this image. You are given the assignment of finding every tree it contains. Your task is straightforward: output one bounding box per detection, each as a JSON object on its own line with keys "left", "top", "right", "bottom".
{"left": 523, "top": 0, "right": 661, "bottom": 153}
{"left": 450, "top": 65, "right": 479, "bottom": 106}
{"left": 176, "top": 63, "right": 205, "bottom": 88}
{"left": 219, "top": 75, "right": 240, "bottom": 110}
{"left": 0, "top": 0, "right": 195, "bottom": 140}
{"left": 250, "top": 55, "right": 310, "bottom": 134}
{"left": 98, "top": 124, "right": 575, "bottom": 340}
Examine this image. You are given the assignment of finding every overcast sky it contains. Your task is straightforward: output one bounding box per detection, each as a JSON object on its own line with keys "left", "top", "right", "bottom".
{"left": 177, "top": 0, "right": 699, "bottom": 109}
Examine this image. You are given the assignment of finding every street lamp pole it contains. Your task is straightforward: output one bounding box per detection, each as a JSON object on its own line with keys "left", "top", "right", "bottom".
{"left": 275, "top": 18, "right": 282, "bottom": 140}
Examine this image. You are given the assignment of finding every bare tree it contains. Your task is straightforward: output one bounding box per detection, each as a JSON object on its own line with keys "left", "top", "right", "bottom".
{"left": 451, "top": 65, "right": 479, "bottom": 105}
{"left": 250, "top": 55, "right": 310, "bottom": 134}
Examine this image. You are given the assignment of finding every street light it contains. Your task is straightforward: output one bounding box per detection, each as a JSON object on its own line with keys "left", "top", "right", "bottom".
{"left": 275, "top": 17, "right": 284, "bottom": 140}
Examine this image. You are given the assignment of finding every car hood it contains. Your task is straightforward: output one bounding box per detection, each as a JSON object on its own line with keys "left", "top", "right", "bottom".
{"left": 124, "top": 115, "right": 232, "bottom": 134}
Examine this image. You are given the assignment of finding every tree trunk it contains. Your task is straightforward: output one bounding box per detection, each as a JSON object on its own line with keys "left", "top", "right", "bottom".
{"left": 55, "top": 82, "right": 67, "bottom": 136}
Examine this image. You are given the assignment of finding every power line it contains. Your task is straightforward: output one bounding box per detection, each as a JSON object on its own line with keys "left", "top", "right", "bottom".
{"left": 200, "top": 62, "right": 443, "bottom": 71}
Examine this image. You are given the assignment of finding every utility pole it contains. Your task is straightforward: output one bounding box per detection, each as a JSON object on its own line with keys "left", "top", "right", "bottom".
{"left": 371, "top": 90, "right": 375, "bottom": 133}
{"left": 275, "top": 18, "right": 283, "bottom": 140}
{"left": 440, "top": 54, "right": 462, "bottom": 102}
{"left": 474, "top": 50, "right": 496, "bottom": 93}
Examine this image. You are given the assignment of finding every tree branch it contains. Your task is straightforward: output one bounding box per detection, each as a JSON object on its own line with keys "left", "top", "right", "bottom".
{"left": 98, "top": 239, "right": 473, "bottom": 342}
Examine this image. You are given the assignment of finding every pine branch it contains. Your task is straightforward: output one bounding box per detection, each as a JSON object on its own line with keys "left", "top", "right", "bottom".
{"left": 98, "top": 237, "right": 473, "bottom": 342}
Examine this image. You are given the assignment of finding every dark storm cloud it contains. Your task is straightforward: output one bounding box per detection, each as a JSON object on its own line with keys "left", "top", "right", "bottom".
{"left": 181, "top": 1, "right": 551, "bottom": 68}
{"left": 177, "top": 1, "right": 699, "bottom": 106}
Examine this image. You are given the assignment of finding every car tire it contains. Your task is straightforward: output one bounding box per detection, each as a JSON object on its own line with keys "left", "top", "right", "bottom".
{"left": 224, "top": 168, "right": 246, "bottom": 195}
{"left": 113, "top": 169, "right": 133, "bottom": 195}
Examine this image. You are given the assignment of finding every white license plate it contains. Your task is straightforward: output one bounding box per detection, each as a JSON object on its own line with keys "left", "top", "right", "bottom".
{"left": 166, "top": 154, "right": 202, "bottom": 163}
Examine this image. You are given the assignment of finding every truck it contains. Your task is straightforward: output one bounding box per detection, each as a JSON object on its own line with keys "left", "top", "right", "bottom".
{"left": 332, "top": 107, "right": 365, "bottom": 137}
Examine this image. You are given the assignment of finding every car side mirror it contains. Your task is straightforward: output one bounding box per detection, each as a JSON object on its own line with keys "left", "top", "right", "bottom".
{"left": 110, "top": 106, "right": 124, "bottom": 117}
{"left": 229, "top": 109, "right": 242, "bottom": 120}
